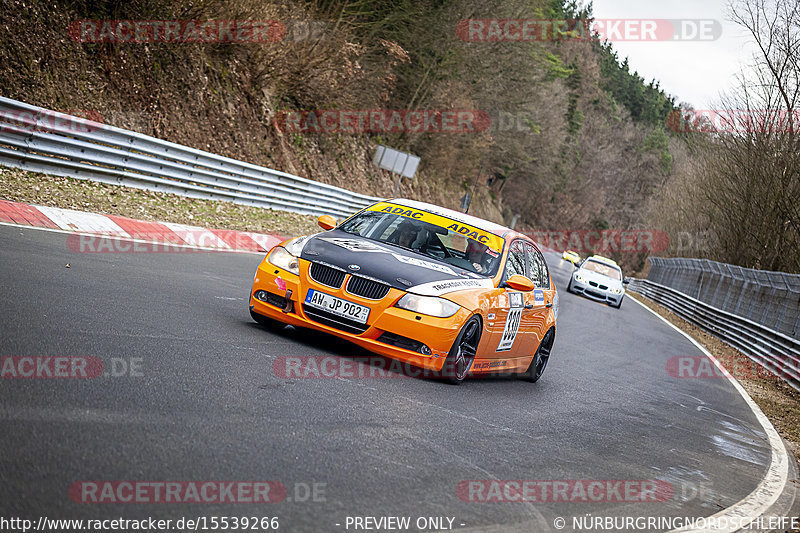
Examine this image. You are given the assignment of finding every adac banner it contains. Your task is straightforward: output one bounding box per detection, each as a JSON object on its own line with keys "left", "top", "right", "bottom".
{"left": 366, "top": 202, "right": 505, "bottom": 253}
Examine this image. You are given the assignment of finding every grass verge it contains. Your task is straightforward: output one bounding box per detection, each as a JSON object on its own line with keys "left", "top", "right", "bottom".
{"left": 0, "top": 167, "right": 321, "bottom": 238}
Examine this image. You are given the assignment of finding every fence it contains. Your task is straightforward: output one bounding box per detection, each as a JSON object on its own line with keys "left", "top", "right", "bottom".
{"left": 0, "top": 97, "right": 382, "bottom": 218}
{"left": 646, "top": 257, "right": 800, "bottom": 340}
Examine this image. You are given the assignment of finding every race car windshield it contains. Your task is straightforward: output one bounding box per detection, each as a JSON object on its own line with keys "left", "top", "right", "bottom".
{"left": 582, "top": 260, "right": 622, "bottom": 280}
{"left": 339, "top": 211, "right": 502, "bottom": 276}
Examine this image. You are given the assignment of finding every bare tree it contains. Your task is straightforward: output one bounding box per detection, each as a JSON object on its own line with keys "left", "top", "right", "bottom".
{"left": 659, "top": 0, "right": 800, "bottom": 272}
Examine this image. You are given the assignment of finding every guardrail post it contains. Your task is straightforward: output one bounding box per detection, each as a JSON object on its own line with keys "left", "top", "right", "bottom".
{"left": 775, "top": 274, "right": 791, "bottom": 334}
{"left": 696, "top": 269, "right": 704, "bottom": 300}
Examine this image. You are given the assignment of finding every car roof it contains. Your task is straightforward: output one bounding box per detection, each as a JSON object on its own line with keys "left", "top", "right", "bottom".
{"left": 388, "top": 198, "right": 513, "bottom": 238}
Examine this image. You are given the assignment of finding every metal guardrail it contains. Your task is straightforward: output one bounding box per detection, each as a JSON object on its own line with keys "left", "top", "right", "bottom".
{"left": 629, "top": 278, "right": 800, "bottom": 392}
{"left": 0, "top": 97, "right": 382, "bottom": 218}
{"left": 647, "top": 256, "right": 800, "bottom": 340}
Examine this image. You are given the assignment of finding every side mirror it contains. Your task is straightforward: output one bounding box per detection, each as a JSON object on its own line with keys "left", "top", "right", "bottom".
{"left": 317, "top": 215, "right": 338, "bottom": 230}
{"left": 623, "top": 277, "right": 631, "bottom": 285}
{"left": 505, "top": 274, "right": 535, "bottom": 292}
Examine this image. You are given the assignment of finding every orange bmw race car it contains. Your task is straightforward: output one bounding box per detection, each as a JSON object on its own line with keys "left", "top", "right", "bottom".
{"left": 249, "top": 199, "right": 558, "bottom": 384}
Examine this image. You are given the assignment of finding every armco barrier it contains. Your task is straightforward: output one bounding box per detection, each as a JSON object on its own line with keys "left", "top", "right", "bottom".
{"left": 0, "top": 97, "right": 382, "bottom": 218}
{"left": 628, "top": 278, "right": 800, "bottom": 392}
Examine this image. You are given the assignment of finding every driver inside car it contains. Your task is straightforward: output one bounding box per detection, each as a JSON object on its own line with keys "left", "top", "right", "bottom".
{"left": 466, "top": 240, "right": 493, "bottom": 274}
{"left": 392, "top": 220, "right": 421, "bottom": 250}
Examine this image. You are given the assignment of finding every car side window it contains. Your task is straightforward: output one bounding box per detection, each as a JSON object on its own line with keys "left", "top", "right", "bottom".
{"left": 525, "top": 243, "right": 550, "bottom": 288}
{"left": 503, "top": 240, "right": 527, "bottom": 281}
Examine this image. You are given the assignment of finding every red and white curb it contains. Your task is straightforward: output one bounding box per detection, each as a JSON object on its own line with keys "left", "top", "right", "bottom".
{"left": 0, "top": 199, "right": 283, "bottom": 254}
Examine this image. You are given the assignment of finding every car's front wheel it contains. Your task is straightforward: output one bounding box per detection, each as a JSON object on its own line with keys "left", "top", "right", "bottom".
{"left": 522, "top": 329, "right": 554, "bottom": 382}
{"left": 440, "top": 316, "right": 481, "bottom": 385}
{"left": 566, "top": 277, "right": 574, "bottom": 293}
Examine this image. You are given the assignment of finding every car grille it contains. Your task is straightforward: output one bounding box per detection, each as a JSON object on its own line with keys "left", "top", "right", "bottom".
{"left": 588, "top": 281, "right": 609, "bottom": 290}
{"left": 309, "top": 262, "right": 346, "bottom": 289}
{"left": 585, "top": 290, "right": 607, "bottom": 300}
{"left": 302, "top": 304, "right": 369, "bottom": 334}
{"left": 377, "top": 332, "right": 428, "bottom": 354}
{"left": 346, "top": 276, "right": 390, "bottom": 300}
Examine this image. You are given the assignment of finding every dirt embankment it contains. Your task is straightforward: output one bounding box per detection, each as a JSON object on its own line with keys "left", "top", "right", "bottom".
{"left": 0, "top": 1, "right": 504, "bottom": 224}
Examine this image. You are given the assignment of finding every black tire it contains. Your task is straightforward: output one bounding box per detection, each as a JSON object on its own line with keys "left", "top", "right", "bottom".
{"left": 566, "top": 277, "right": 574, "bottom": 294}
{"left": 440, "top": 316, "right": 481, "bottom": 385}
{"left": 250, "top": 309, "right": 285, "bottom": 331}
{"left": 611, "top": 297, "right": 623, "bottom": 309}
{"left": 522, "top": 329, "right": 555, "bottom": 383}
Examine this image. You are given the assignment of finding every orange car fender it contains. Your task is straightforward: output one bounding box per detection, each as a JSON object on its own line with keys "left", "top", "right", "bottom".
{"left": 441, "top": 288, "right": 494, "bottom": 314}
{"left": 443, "top": 287, "right": 507, "bottom": 358}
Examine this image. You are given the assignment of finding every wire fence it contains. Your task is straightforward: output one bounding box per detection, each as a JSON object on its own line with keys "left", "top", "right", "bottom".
{"left": 647, "top": 257, "right": 800, "bottom": 340}
{"left": 628, "top": 278, "right": 800, "bottom": 392}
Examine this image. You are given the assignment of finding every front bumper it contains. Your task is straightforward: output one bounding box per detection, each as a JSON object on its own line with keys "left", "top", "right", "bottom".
{"left": 570, "top": 276, "right": 624, "bottom": 305}
{"left": 249, "top": 257, "right": 472, "bottom": 372}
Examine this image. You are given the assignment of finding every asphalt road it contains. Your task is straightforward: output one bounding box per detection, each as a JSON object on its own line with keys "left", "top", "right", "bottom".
{"left": 0, "top": 224, "right": 778, "bottom": 532}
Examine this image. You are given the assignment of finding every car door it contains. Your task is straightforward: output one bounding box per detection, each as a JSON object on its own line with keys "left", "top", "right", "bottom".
{"left": 486, "top": 240, "right": 534, "bottom": 360}
{"left": 524, "top": 242, "right": 554, "bottom": 349}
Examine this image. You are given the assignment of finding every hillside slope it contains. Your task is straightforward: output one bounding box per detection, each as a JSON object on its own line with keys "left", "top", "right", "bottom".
{"left": 0, "top": 0, "right": 682, "bottom": 271}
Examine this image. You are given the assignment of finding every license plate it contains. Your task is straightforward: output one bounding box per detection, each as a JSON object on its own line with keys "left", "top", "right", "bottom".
{"left": 305, "top": 289, "right": 370, "bottom": 324}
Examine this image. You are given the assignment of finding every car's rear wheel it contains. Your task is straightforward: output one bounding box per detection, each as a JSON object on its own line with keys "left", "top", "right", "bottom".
{"left": 250, "top": 309, "right": 285, "bottom": 331}
{"left": 522, "top": 329, "right": 554, "bottom": 382}
{"left": 440, "top": 316, "right": 481, "bottom": 385}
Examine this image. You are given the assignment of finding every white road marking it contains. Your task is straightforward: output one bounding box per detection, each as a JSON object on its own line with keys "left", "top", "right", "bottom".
{"left": 246, "top": 231, "right": 283, "bottom": 251}
{"left": 162, "top": 221, "right": 230, "bottom": 249}
{"left": 34, "top": 205, "right": 130, "bottom": 237}
{"left": 0, "top": 222, "right": 263, "bottom": 255}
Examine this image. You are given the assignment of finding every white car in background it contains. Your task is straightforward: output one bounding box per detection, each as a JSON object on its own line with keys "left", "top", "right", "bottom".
{"left": 566, "top": 255, "right": 627, "bottom": 308}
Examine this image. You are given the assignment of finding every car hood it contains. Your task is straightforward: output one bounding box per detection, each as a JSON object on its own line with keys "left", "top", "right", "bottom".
{"left": 299, "top": 230, "right": 493, "bottom": 295}
{"left": 576, "top": 268, "right": 623, "bottom": 288}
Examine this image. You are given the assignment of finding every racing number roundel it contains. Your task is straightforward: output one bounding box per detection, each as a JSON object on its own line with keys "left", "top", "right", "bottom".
{"left": 497, "top": 292, "right": 523, "bottom": 352}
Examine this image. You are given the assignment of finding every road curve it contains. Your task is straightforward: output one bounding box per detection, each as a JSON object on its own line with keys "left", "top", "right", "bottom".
{"left": 0, "top": 224, "right": 794, "bottom": 532}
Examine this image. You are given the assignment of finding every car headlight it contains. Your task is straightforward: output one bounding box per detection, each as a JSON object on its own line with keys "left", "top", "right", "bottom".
{"left": 395, "top": 294, "right": 460, "bottom": 318}
{"left": 575, "top": 274, "right": 584, "bottom": 282}
{"left": 268, "top": 246, "right": 299, "bottom": 275}
{"left": 612, "top": 287, "right": 623, "bottom": 294}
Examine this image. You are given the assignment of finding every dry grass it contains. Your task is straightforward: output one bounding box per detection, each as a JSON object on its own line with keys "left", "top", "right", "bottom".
{"left": 0, "top": 167, "right": 320, "bottom": 237}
